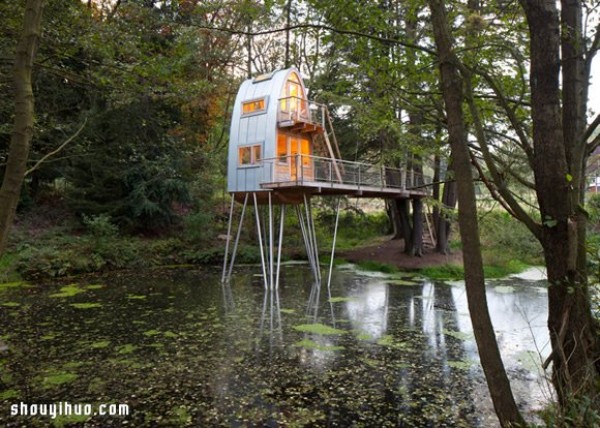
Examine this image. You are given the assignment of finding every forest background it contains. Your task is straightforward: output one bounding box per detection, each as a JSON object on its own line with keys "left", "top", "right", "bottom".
{"left": 1, "top": 1, "right": 600, "bottom": 425}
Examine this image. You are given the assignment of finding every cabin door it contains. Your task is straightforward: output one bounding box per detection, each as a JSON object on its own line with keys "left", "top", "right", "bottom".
{"left": 276, "top": 134, "right": 313, "bottom": 182}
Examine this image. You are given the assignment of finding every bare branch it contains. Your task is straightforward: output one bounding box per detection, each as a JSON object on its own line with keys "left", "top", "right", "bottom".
{"left": 189, "top": 23, "right": 437, "bottom": 56}
{"left": 25, "top": 117, "right": 87, "bottom": 177}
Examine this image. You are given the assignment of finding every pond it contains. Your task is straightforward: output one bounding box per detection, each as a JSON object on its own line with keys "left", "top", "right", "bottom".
{"left": 0, "top": 264, "right": 550, "bottom": 427}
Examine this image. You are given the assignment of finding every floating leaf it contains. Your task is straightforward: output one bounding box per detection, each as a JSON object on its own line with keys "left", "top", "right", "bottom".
{"left": 377, "top": 335, "right": 411, "bottom": 350}
{"left": 442, "top": 329, "right": 472, "bottom": 341}
{"left": 50, "top": 284, "right": 85, "bottom": 298}
{"left": 447, "top": 360, "right": 473, "bottom": 370}
{"left": 328, "top": 296, "right": 357, "bottom": 303}
{"left": 143, "top": 329, "right": 161, "bottom": 337}
{"left": 0, "top": 282, "right": 26, "bottom": 292}
{"left": 90, "top": 340, "right": 111, "bottom": 349}
{"left": 117, "top": 344, "right": 136, "bottom": 354}
{"left": 70, "top": 303, "right": 102, "bottom": 309}
{"left": 293, "top": 323, "right": 345, "bottom": 335}
{"left": 127, "top": 294, "right": 147, "bottom": 300}
{"left": 42, "top": 372, "right": 78, "bottom": 388}
{"left": 0, "top": 389, "right": 19, "bottom": 400}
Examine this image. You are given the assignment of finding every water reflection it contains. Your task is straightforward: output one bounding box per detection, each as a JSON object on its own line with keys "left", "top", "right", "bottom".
{"left": 0, "top": 266, "right": 550, "bottom": 427}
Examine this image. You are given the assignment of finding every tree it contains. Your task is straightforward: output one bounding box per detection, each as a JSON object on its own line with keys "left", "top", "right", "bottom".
{"left": 427, "top": 0, "right": 525, "bottom": 425}
{"left": 425, "top": 0, "right": 600, "bottom": 416}
{"left": 0, "top": 0, "right": 45, "bottom": 255}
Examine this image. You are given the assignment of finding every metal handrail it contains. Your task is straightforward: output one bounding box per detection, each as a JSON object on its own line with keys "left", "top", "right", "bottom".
{"left": 259, "top": 155, "right": 430, "bottom": 192}
{"left": 278, "top": 96, "right": 327, "bottom": 127}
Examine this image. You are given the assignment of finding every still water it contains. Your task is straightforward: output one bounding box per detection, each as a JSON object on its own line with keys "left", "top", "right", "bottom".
{"left": 0, "top": 264, "right": 550, "bottom": 427}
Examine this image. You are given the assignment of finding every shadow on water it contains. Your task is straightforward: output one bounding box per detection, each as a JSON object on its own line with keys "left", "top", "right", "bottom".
{"left": 0, "top": 265, "right": 549, "bottom": 427}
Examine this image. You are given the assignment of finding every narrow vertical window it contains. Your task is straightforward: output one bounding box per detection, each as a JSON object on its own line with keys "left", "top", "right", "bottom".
{"left": 277, "top": 134, "right": 287, "bottom": 163}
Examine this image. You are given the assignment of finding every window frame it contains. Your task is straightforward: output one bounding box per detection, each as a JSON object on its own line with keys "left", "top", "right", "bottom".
{"left": 238, "top": 143, "right": 263, "bottom": 168}
{"left": 241, "top": 96, "right": 268, "bottom": 117}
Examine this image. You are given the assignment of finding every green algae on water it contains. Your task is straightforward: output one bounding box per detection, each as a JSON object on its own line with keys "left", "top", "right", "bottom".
{"left": 293, "top": 323, "right": 345, "bottom": 335}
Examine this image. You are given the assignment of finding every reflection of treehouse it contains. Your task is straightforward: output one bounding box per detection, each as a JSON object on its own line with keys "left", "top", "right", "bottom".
{"left": 222, "top": 68, "right": 429, "bottom": 289}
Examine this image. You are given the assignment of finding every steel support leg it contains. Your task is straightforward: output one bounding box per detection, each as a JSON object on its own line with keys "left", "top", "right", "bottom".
{"left": 221, "top": 193, "right": 235, "bottom": 283}
{"left": 253, "top": 193, "right": 269, "bottom": 289}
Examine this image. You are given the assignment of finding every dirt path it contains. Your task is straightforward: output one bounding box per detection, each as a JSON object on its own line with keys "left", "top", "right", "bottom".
{"left": 337, "top": 236, "right": 463, "bottom": 271}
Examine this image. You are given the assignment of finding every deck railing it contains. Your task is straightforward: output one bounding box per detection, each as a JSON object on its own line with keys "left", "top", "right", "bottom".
{"left": 278, "top": 97, "right": 327, "bottom": 127}
{"left": 260, "top": 155, "right": 429, "bottom": 192}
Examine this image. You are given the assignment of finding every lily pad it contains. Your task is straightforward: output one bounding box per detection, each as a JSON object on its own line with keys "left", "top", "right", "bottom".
{"left": 328, "top": 296, "right": 357, "bottom": 303}
{"left": 85, "top": 284, "right": 105, "bottom": 290}
{"left": 90, "top": 340, "right": 111, "bottom": 349}
{"left": 1, "top": 302, "right": 20, "bottom": 307}
{"left": 50, "top": 284, "right": 85, "bottom": 298}
{"left": 42, "top": 371, "right": 78, "bottom": 388}
{"left": 0, "top": 389, "right": 19, "bottom": 400}
{"left": 143, "top": 329, "right": 161, "bottom": 337}
{"left": 447, "top": 360, "right": 474, "bottom": 370}
{"left": 442, "top": 329, "right": 472, "bottom": 341}
{"left": 70, "top": 303, "right": 102, "bottom": 309}
{"left": 127, "top": 294, "right": 147, "bottom": 300}
{"left": 117, "top": 344, "right": 136, "bottom": 355}
{"left": 377, "top": 335, "right": 411, "bottom": 350}
{"left": 293, "top": 323, "right": 345, "bottom": 335}
{"left": 0, "top": 281, "right": 26, "bottom": 292}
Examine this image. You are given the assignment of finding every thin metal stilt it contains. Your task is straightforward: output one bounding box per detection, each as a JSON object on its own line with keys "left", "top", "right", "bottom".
{"left": 253, "top": 193, "right": 269, "bottom": 289}
{"left": 221, "top": 193, "right": 235, "bottom": 283}
{"left": 275, "top": 204, "right": 285, "bottom": 290}
{"left": 304, "top": 194, "right": 321, "bottom": 281}
{"left": 226, "top": 193, "right": 249, "bottom": 282}
{"left": 326, "top": 196, "right": 341, "bottom": 290}
{"left": 268, "top": 192, "right": 274, "bottom": 290}
{"left": 296, "top": 204, "right": 318, "bottom": 281}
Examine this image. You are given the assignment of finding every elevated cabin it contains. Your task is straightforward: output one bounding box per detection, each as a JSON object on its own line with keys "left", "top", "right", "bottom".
{"left": 227, "top": 68, "right": 428, "bottom": 204}
{"left": 227, "top": 68, "right": 323, "bottom": 203}
{"left": 223, "top": 68, "right": 432, "bottom": 288}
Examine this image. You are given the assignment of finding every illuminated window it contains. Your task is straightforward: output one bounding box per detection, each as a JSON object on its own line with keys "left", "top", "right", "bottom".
{"left": 239, "top": 147, "right": 251, "bottom": 165}
{"left": 277, "top": 135, "right": 287, "bottom": 163}
{"left": 242, "top": 98, "right": 266, "bottom": 115}
{"left": 301, "top": 138, "right": 311, "bottom": 166}
{"left": 239, "top": 144, "right": 262, "bottom": 166}
{"left": 252, "top": 145, "right": 261, "bottom": 163}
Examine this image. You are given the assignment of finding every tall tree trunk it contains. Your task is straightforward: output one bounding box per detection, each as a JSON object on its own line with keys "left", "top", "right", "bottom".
{"left": 521, "top": 0, "right": 600, "bottom": 407}
{"left": 411, "top": 197, "right": 423, "bottom": 257}
{"left": 436, "top": 176, "right": 456, "bottom": 254}
{"left": 396, "top": 199, "right": 413, "bottom": 254}
{"left": 428, "top": 0, "right": 525, "bottom": 426}
{"left": 0, "top": 0, "right": 45, "bottom": 256}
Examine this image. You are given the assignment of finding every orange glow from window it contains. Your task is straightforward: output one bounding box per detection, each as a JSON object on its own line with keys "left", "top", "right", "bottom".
{"left": 242, "top": 98, "right": 266, "bottom": 114}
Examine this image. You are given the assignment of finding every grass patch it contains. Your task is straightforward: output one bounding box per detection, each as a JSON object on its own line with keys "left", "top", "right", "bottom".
{"left": 419, "top": 260, "right": 528, "bottom": 280}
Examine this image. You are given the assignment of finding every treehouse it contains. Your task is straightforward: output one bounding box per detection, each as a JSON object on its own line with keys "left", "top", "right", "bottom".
{"left": 223, "top": 68, "right": 431, "bottom": 290}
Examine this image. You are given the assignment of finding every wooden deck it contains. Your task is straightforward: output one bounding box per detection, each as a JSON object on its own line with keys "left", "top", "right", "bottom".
{"left": 231, "top": 155, "right": 430, "bottom": 204}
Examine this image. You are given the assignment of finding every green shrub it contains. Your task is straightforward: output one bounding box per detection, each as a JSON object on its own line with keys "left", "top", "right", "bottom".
{"left": 182, "top": 210, "right": 215, "bottom": 243}
{"left": 586, "top": 193, "right": 600, "bottom": 225}
{"left": 479, "top": 210, "right": 543, "bottom": 265}
{"left": 82, "top": 214, "right": 118, "bottom": 238}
